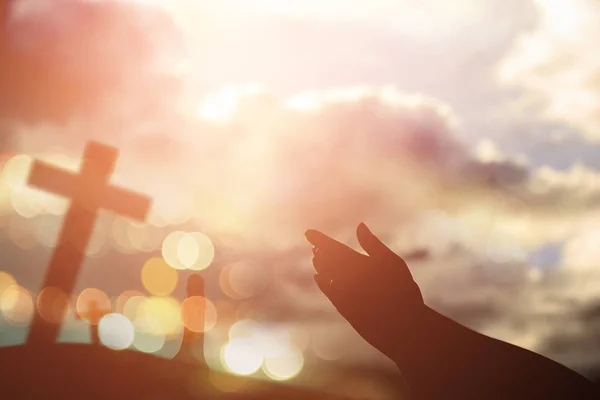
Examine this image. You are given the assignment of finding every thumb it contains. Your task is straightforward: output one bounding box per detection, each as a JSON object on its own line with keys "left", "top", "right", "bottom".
{"left": 357, "top": 222, "right": 398, "bottom": 261}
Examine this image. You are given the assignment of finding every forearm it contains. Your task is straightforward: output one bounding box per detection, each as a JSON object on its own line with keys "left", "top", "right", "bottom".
{"left": 390, "top": 306, "right": 597, "bottom": 400}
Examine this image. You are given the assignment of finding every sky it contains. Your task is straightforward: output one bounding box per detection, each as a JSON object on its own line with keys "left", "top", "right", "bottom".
{"left": 2, "top": 0, "right": 600, "bottom": 390}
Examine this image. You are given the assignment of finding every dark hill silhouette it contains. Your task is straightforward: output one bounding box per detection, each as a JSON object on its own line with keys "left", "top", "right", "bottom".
{"left": 0, "top": 344, "right": 355, "bottom": 400}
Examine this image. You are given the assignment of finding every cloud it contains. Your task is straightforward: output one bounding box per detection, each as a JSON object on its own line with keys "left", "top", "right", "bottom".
{"left": 0, "top": 0, "right": 184, "bottom": 123}
{"left": 3, "top": 0, "right": 600, "bottom": 372}
{"left": 5, "top": 78, "right": 600, "bottom": 372}
{"left": 10, "top": 84, "right": 543, "bottom": 252}
{"left": 524, "top": 162, "right": 600, "bottom": 208}
{"left": 520, "top": 291, "right": 600, "bottom": 373}
{"left": 0, "top": 82, "right": 539, "bottom": 330}
{"left": 498, "top": 0, "right": 600, "bottom": 141}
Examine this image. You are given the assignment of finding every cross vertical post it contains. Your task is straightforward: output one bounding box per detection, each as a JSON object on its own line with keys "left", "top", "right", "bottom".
{"left": 26, "top": 141, "right": 151, "bottom": 346}
{"left": 177, "top": 274, "right": 205, "bottom": 364}
{"left": 75, "top": 300, "right": 111, "bottom": 345}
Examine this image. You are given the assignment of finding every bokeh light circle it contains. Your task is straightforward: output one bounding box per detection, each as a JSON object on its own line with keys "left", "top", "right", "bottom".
{"left": 115, "top": 290, "right": 145, "bottom": 314}
{"left": 37, "top": 286, "right": 70, "bottom": 323}
{"left": 1, "top": 285, "right": 34, "bottom": 326}
{"left": 76, "top": 288, "right": 111, "bottom": 324}
{"left": 162, "top": 231, "right": 215, "bottom": 270}
{"left": 219, "top": 261, "right": 267, "bottom": 300}
{"left": 98, "top": 313, "right": 135, "bottom": 350}
{"left": 311, "top": 329, "right": 348, "bottom": 361}
{"left": 122, "top": 295, "right": 147, "bottom": 322}
{"left": 136, "top": 296, "right": 183, "bottom": 337}
{"left": 263, "top": 346, "right": 304, "bottom": 381}
{"left": 162, "top": 231, "right": 187, "bottom": 270}
{"left": 133, "top": 328, "right": 166, "bottom": 354}
{"left": 181, "top": 232, "right": 215, "bottom": 271}
{"left": 181, "top": 296, "right": 218, "bottom": 333}
{"left": 222, "top": 338, "right": 263, "bottom": 376}
{"left": 3, "top": 154, "right": 32, "bottom": 190}
{"left": 214, "top": 301, "right": 237, "bottom": 327}
{"left": 141, "top": 257, "right": 178, "bottom": 296}
{"left": 0, "top": 271, "right": 16, "bottom": 296}
{"left": 229, "top": 319, "right": 259, "bottom": 340}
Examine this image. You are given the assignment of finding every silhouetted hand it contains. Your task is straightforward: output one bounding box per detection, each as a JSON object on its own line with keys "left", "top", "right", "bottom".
{"left": 305, "top": 223, "right": 424, "bottom": 360}
{"left": 307, "top": 223, "right": 600, "bottom": 400}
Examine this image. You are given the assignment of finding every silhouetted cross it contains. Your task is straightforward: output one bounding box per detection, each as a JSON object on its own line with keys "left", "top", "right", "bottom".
{"left": 76, "top": 300, "right": 111, "bottom": 345}
{"left": 26, "top": 141, "right": 151, "bottom": 345}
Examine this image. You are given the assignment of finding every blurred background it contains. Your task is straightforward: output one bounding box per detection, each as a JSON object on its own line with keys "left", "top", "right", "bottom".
{"left": 1, "top": 0, "right": 600, "bottom": 398}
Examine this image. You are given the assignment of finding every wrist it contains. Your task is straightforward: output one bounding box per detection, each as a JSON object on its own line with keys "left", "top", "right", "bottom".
{"left": 385, "top": 304, "right": 434, "bottom": 364}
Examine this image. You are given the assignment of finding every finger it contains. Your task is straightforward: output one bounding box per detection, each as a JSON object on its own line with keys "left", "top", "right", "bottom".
{"left": 357, "top": 223, "right": 416, "bottom": 283}
{"left": 312, "top": 245, "right": 369, "bottom": 280}
{"left": 312, "top": 253, "right": 329, "bottom": 277}
{"left": 356, "top": 222, "right": 401, "bottom": 262}
{"left": 305, "top": 229, "right": 358, "bottom": 257}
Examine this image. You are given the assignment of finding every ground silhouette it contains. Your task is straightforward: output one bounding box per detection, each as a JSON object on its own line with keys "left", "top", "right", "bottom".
{"left": 0, "top": 344, "right": 357, "bottom": 400}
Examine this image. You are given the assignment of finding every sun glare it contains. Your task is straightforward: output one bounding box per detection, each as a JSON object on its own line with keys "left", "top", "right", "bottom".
{"left": 197, "top": 84, "right": 266, "bottom": 122}
{"left": 198, "top": 86, "right": 240, "bottom": 122}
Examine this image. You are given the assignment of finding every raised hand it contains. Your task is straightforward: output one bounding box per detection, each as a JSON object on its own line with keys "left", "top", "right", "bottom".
{"left": 305, "top": 223, "right": 424, "bottom": 360}
{"left": 306, "top": 223, "right": 599, "bottom": 400}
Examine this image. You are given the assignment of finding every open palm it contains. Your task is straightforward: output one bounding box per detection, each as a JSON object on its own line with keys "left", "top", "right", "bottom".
{"left": 306, "top": 223, "right": 425, "bottom": 359}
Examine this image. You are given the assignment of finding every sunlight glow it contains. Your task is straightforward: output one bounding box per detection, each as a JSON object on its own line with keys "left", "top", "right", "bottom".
{"left": 219, "top": 0, "right": 485, "bottom": 38}
{"left": 498, "top": 0, "right": 600, "bottom": 140}
{"left": 198, "top": 86, "right": 240, "bottom": 122}
{"left": 197, "top": 84, "right": 265, "bottom": 123}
